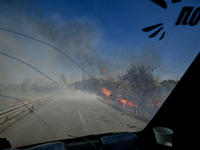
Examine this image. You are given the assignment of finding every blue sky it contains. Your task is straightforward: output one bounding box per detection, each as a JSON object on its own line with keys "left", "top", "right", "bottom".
{"left": 0, "top": 0, "right": 200, "bottom": 84}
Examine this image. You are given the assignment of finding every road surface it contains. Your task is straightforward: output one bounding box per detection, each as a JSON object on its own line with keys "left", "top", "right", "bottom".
{"left": 0, "top": 89, "right": 146, "bottom": 148}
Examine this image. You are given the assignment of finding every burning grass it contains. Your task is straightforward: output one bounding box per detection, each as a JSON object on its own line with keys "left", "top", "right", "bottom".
{"left": 98, "top": 86, "right": 165, "bottom": 122}
{"left": 69, "top": 63, "right": 177, "bottom": 122}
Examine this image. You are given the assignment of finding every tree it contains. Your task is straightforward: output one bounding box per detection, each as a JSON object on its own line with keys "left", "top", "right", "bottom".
{"left": 21, "top": 78, "right": 33, "bottom": 93}
{"left": 118, "top": 63, "right": 157, "bottom": 116}
{"left": 160, "top": 79, "right": 178, "bottom": 91}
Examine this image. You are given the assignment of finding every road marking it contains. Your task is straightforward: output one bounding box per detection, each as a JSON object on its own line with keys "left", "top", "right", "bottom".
{"left": 76, "top": 104, "right": 87, "bottom": 131}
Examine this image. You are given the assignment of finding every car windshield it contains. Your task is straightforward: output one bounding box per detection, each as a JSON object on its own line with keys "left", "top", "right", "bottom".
{"left": 0, "top": 0, "right": 199, "bottom": 148}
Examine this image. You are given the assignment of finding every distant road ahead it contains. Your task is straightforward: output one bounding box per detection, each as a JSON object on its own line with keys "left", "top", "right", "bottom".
{"left": 0, "top": 89, "right": 146, "bottom": 148}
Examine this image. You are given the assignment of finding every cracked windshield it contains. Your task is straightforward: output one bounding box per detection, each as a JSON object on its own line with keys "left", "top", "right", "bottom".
{"left": 0, "top": 0, "right": 199, "bottom": 148}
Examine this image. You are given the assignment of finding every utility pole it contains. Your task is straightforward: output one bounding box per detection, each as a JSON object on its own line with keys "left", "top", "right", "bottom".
{"left": 116, "top": 62, "right": 120, "bottom": 83}
{"left": 82, "top": 73, "right": 85, "bottom": 80}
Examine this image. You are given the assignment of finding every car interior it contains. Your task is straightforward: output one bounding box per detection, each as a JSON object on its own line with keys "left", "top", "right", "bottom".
{"left": 0, "top": 0, "right": 199, "bottom": 149}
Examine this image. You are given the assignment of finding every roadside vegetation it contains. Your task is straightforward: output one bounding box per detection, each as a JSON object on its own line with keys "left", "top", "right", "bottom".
{"left": 0, "top": 63, "right": 178, "bottom": 122}
{"left": 68, "top": 63, "right": 178, "bottom": 122}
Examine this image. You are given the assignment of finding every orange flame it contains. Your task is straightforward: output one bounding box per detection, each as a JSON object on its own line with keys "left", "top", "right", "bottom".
{"left": 100, "top": 87, "right": 136, "bottom": 107}
{"left": 118, "top": 99, "right": 136, "bottom": 107}
{"left": 100, "top": 87, "right": 161, "bottom": 108}
{"left": 101, "top": 88, "right": 112, "bottom": 97}
{"left": 102, "top": 69, "right": 108, "bottom": 73}
{"left": 148, "top": 91, "right": 162, "bottom": 107}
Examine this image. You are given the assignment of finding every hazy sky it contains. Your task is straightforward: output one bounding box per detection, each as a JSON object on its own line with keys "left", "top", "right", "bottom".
{"left": 0, "top": 0, "right": 199, "bottom": 84}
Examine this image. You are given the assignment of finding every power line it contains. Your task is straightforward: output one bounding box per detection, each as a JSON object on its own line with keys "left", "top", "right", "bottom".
{"left": 0, "top": 27, "right": 100, "bottom": 86}
{"left": 156, "top": 70, "right": 185, "bottom": 76}
{"left": 0, "top": 52, "right": 58, "bottom": 85}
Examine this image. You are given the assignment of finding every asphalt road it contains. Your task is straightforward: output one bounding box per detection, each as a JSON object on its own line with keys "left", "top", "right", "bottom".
{"left": 0, "top": 89, "right": 146, "bottom": 148}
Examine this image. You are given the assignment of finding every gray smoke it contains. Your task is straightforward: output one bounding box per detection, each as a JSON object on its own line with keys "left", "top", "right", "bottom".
{"left": 0, "top": 0, "right": 163, "bottom": 84}
{"left": 0, "top": 0, "right": 104, "bottom": 84}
